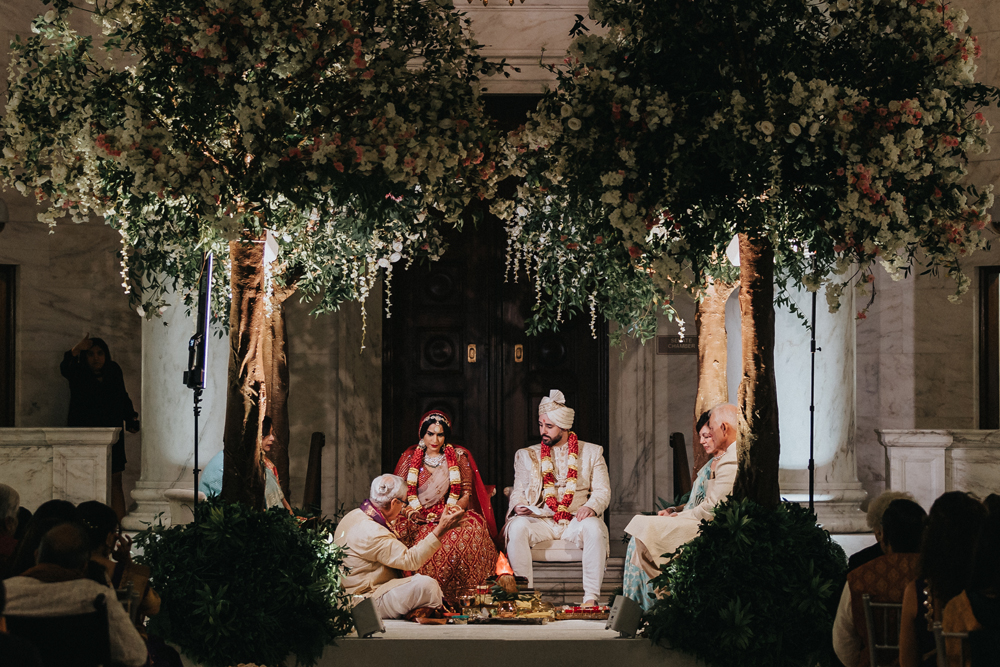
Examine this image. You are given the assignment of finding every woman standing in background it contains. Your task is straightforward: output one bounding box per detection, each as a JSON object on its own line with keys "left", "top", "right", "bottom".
{"left": 61, "top": 335, "right": 139, "bottom": 519}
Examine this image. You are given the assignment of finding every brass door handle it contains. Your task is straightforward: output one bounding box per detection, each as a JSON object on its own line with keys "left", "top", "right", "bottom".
{"left": 467, "top": 344, "right": 477, "bottom": 363}
{"left": 514, "top": 344, "right": 524, "bottom": 363}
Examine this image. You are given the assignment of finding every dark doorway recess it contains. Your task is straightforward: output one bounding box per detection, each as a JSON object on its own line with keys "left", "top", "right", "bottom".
{"left": 0, "top": 265, "right": 14, "bottom": 426}
{"left": 382, "top": 96, "right": 610, "bottom": 528}
{"left": 979, "top": 267, "right": 1000, "bottom": 429}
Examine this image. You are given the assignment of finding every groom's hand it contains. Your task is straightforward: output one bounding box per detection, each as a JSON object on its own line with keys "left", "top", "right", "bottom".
{"left": 575, "top": 507, "right": 596, "bottom": 521}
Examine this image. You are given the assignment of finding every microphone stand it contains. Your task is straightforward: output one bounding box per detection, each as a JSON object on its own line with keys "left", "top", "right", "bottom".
{"left": 808, "top": 256, "right": 820, "bottom": 514}
{"left": 183, "top": 253, "right": 213, "bottom": 519}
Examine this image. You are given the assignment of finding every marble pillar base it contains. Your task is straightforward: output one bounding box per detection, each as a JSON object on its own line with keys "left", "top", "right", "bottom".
{"left": 0, "top": 428, "right": 119, "bottom": 511}
{"left": 780, "top": 482, "right": 869, "bottom": 533}
{"left": 123, "top": 483, "right": 176, "bottom": 531}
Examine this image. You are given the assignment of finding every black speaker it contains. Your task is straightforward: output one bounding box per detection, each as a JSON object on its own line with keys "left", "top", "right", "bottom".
{"left": 605, "top": 594, "right": 643, "bottom": 638}
{"left": 351, "top": 597, "right": 385, "bottom": 638}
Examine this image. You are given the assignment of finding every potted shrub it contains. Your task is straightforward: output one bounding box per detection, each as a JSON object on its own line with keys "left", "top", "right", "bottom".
{"left": 646, "top": 498, "right": 847, "bottom": 667}
{"left": 135, "top": 498, "right": 354, "bottom": 667}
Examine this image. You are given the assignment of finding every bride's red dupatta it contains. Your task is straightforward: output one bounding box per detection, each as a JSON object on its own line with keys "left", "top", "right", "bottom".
{"left": 461, "top": 447, "right": 499, "bottom": 544}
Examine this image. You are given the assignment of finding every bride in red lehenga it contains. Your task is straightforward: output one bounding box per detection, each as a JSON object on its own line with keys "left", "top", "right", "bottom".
{"left": 392, "top": 410, "right": 499, "bottom": 604}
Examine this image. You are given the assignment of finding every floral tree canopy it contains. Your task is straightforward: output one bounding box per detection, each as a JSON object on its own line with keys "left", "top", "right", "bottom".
{"left": 1, "top": 0, "right": 504, "bottom": 321}
{"left": 501, "top": 0, "right": 998, "bottom": 340}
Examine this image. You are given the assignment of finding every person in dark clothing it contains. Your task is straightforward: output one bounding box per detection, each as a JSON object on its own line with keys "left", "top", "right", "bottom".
{"left": 61, "top": 334, "right": 140, "bottom": 519}
{"left": 0, "top": 580, "right": 45, "bottom": 667}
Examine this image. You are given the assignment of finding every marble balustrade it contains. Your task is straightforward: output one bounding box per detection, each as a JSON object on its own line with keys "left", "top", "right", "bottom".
{"left": 0, "top": 428, "right": 119, "bottom": 511}
{"left": 877, "top": 429, "right": 1000, "bottom": 510}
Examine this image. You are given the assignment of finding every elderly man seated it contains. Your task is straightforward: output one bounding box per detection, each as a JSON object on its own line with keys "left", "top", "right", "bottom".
{"left": 335, "top": 474, "right": 465, "bottom": 620}
{"left": 621, "top": 403, "right": 739, "bottom": 610}
{"left": 3, "top": 522, "right": 147, "bottom": 666}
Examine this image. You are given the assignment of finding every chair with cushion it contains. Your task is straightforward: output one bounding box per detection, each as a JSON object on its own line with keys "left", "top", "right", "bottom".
{"left": 503, "top": 487, "right": 584, "bottom": 562}
{"left": 5, "top": 593, "right": 111, "bottom": 667}
{"left": 863, "top": 593, "right": 904, "bottom": 667}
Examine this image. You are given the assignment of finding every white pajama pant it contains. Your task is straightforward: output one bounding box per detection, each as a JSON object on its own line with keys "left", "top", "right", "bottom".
{"left": 505, "top": 515, "right": 609, "bottom": 603}
{"left": 373, "top": 574, "right": 443, "bottom": 620}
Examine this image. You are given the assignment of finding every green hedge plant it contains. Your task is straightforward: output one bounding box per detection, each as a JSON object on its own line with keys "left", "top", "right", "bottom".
{"left": 647, "top": 498, "right": 847, "bottom": 667}
{"left": 135, "top": 498, "right": 354, "bottom": 667}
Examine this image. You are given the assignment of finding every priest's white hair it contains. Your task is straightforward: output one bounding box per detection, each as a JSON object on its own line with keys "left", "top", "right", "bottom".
{"left": 370, "top": 474, "right": 406, "bottom": 509}
{"left": 539, "top": 389, "right": 575, "bottom": 429}
{"left": 709, "top": 403, "right": 738, "bottom": 429}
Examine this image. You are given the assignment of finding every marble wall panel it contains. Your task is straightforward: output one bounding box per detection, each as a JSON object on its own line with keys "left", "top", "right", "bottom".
{"left": 0, "top": 446, "right": 53, "bottom": 512}
{"left": 948, "top": 449, "right": 1000, "bottom": 499}
{"left": 966, "top": 18, "right": 1000, "bottom": 148}
{"left": 658, "top": 299, "right": 699, "bottom": 503}
{"left": 0, "top": 216, "right": 144, "bottom": 507}
{"left": 608, "top": 329, "right": 655, "bottom": 556}
{"left": 463, "top": 0, "right": 597, "bottom": 94}
{"left": 0, "top": 428, "right": 118, "bottom": 511}
{"left": 285, "top": 284, "right": 382, "bottom": 517}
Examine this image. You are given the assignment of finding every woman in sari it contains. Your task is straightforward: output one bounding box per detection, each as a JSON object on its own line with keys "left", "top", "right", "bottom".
{"left": 622, "top": 410, "right": 713, "bottom": 611}
{"left": 393, "top": 411, "right": 498, "bottom": 603}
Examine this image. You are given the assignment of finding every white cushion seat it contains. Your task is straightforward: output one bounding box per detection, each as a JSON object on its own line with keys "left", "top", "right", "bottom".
{"left": 530, "top": 539, "right": 583, "bottom": 562}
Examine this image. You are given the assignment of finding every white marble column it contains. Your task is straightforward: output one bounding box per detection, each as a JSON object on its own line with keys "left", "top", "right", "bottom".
{"left": 122, "top": 300, "right": 227, "bottom": 530}
{"left": 727, "top": 284, "right": 868, "bottom": 532}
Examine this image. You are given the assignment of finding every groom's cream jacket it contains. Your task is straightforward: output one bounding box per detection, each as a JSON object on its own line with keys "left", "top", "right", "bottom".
{"left": 506, "top": 440, "right": 611, "bottom": 519}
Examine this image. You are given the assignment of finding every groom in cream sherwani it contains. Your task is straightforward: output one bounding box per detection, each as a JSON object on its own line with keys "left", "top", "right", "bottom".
{"left": 505, "top": 389, "right": 611, "bottom": 606}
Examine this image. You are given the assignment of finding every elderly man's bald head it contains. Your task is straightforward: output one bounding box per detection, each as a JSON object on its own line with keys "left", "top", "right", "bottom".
{"left": 37, "top": 522, "right": 91, "bottom": 571}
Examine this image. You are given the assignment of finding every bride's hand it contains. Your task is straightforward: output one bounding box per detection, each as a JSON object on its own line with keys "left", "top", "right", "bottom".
{"left": 425, "top": 512, "right": 439, "bottom": 523}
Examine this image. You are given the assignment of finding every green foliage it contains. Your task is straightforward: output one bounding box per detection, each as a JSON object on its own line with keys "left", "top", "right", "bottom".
{"left": 134, "top": 498, "right": 354, "bottom": 667}
{"left": 646, "top": 498, "right": 847, "bottom": 667}
{"left": 1, "top": 0, "right": 505, "bottom": 324}
{"left": 503, "top": 0, "right": 999, "bottom": 337}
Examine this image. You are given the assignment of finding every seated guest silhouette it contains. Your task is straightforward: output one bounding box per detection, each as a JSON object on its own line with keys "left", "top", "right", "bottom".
{"left": 942, "top": 509, "right": 1000, "bottom": 666}
{"left": 0, "top": 580, "right": 44, "bottom": 667}
{"left": 0, "top": 484, "right": 21, "bottom": 577}
{"left": 335, "top": 474, "right": 466, "bottom": 619}
{"left": 900, "top": 492, "right": 988, "bottom": 667}
{"left": 3, "top": 522, "right": 147, "bottom": 666}
{"left": 833, "top": 498, "right": 926, "bottom": 666}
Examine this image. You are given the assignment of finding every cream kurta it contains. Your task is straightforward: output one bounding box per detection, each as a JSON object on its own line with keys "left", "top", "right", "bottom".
{"left": 334, "top": 507, "right": 442, "bottom": 600}
{"left": 625, "top": 443, "right": 738, "bottom": 567}
{"left": 506, "top": 440, "right": 611, "bottom": 518}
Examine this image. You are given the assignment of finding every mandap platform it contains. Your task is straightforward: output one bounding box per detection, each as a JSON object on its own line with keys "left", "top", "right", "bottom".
{"left": 321, "top": 619, "right": 702, "bottom": 666}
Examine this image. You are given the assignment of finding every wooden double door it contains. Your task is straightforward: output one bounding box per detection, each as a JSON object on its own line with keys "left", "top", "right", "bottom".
{"left": 382, "top": 213, "right": 609, "bottom": 526}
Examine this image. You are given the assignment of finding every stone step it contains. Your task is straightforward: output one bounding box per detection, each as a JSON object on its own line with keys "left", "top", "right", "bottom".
{"left": 531, "top": 557, "right": 625, "bottom": 605}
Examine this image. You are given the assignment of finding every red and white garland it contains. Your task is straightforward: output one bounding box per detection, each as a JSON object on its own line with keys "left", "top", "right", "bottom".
{"left": 406, "top": 443, "right": 462, "bottom": 513}
{"left": 540, "top": 432, "right": 579, "bottom": 524}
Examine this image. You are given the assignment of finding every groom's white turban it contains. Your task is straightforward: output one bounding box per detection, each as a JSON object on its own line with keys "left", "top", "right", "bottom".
{"left": 538, "top": 389, "right": 575, "bottom": 430}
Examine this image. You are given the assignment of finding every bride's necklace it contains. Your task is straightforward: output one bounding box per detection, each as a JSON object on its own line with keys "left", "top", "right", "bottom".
{"left": 424, "top": 451, "right": 447, "bottom": 468}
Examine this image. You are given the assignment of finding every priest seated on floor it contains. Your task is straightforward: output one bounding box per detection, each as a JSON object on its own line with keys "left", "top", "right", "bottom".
{"left": 621, "top": 403, "right": 739, "bottom": 611}
{"left": 334, "top": 474, "right": 465, "bottom": 620}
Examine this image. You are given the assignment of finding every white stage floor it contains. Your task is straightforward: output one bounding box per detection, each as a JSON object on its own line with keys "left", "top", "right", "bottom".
{"left": 324, "top": 619, "right": 702, "bottom": 666}
{"left": 365, "top": 618, "right": 626, "bottom": 640}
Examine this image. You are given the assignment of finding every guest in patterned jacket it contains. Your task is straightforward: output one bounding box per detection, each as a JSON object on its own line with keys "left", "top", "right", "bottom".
{"left": 833, "top": 498, "right": 927, "bottom": 667}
